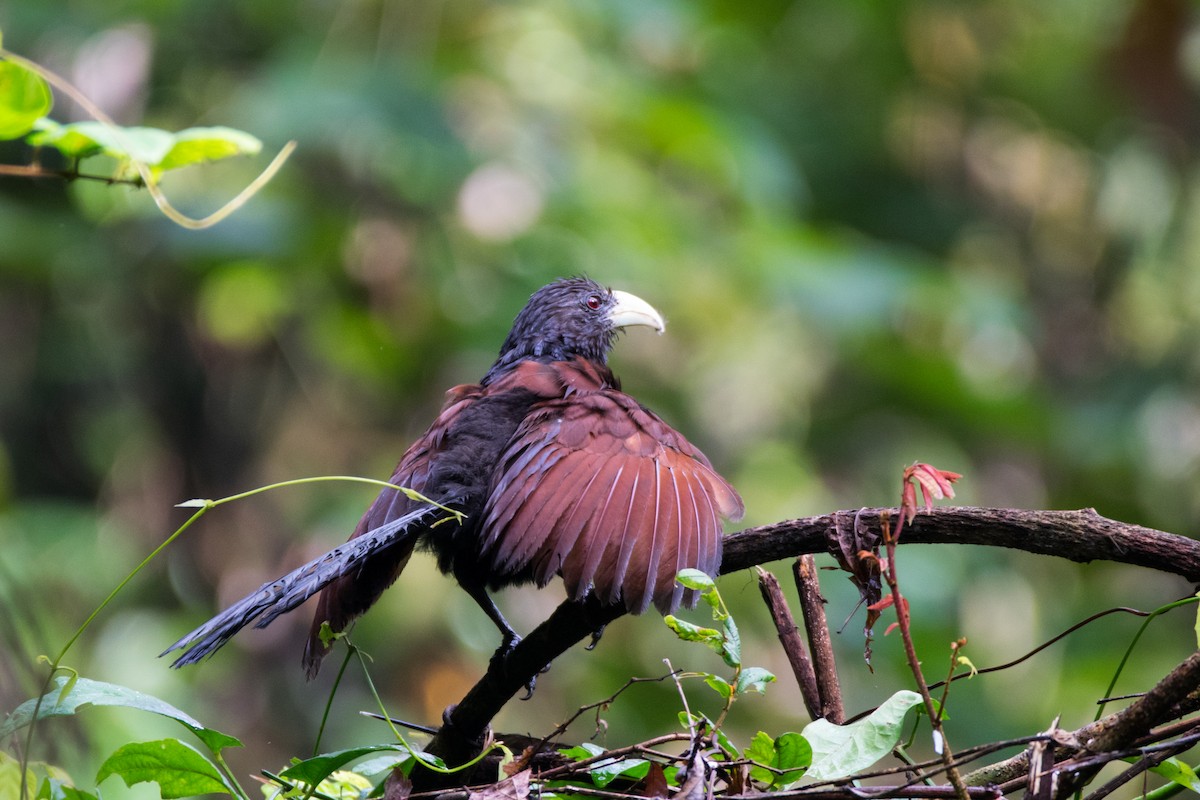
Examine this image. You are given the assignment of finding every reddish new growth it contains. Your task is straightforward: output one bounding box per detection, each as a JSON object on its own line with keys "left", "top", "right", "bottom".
{"left": 896, "top": 462, "right": 961, "bottom": 537}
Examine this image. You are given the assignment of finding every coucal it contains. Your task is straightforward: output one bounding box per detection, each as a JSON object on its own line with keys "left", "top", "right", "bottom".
{"left": 165, "top": 278, "right": 744, "bottom": 676}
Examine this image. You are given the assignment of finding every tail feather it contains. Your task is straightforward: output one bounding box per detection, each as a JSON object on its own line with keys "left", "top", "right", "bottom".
{"left": 162, "top": 503, "right": 445, "bottom": 668}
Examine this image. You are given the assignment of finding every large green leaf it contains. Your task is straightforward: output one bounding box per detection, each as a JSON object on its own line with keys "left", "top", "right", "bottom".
{"left": 96, "top": 739, "right": 231, "bottom": 799}
{"left": 0, "top": 60, "right": 52, "bottom": 139}
{"left": 801, "top": 690, "right": 924, "bottom": 781}
{"left": 0, "top": 676, "right": 242, "bottom": 755}
{"left": 279, "top": 744, "right": 416, "bottom": 788}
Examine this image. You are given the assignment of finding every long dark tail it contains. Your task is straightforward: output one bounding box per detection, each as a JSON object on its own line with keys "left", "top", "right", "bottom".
{"left": 162, "top": 503, "right": 446, "bottom": 667}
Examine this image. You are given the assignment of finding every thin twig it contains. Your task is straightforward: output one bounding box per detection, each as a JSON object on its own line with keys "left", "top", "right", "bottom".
{"left": 879, "top": 511, "right": 970, "bottom": 800}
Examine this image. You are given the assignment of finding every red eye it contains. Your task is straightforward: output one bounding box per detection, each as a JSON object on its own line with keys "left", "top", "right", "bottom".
{"left": 585, "top": 294, "right": 603, "bottom": 310}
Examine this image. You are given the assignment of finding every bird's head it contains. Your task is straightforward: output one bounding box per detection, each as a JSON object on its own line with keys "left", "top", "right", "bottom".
{"left": 485, "top": 277, "right": 665, "bottom": 383}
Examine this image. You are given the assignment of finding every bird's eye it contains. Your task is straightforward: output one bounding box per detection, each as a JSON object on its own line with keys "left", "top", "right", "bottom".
{"left": 585, "top": 294, "right": 603, "bottom": 310}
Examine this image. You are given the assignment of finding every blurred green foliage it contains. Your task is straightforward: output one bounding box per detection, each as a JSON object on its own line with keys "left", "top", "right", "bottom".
{"left": 2, "top": 0, "right": 1198, "bottom": 792}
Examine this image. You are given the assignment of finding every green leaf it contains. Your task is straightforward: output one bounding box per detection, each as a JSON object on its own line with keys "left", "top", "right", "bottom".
{"left": 744, "top": 732, "right": 810, "bottom": 788}
{"left": 348, "top": 754, "right": 411, "bottom": 777}
{"left": 0, "top": 60, "right": 52, "bottom": 139}
{"left": 675, "top": 569, "right": 715, "bottom": 592}
{"left": 772, "top": 733, "right": 812, "bottom": 787}
{"left": 1152, "top": 758, "right": 1200, "bottom": 792}
{"left": 703, "top": 674, "right": 733, "bottom": 699}
{"left": 735, "top": 667, "right": 776, "bottom": 695}
{"left": 96, "top": 739, "right": 231, "bottom": 799}
{"left": 663, "top": 616, "right": 723, "bottom": 649}
{"left": 588, "top": 758, "right": 649, "bottom": 788}
{"left": 0, "top": 750, "right": 33, "bottom": 800}
{"left": 720, "top": 615, "right": 741, "bottom": 668}
{"left": 157, "top": 126, "right": 262, "bottom": 171}
{"left": 561, "top": 742, "right": 605, "bottom": 762}
{"left": 0, "top": 676, "right": 242, "bottom": 755}
{"left": 801, "top": 690, "right": 924, "bottom": 781}
{"left": 37, "top": 777, "right": 98, "bottom": 800}
{"left": 745, "top": 731, "right": 777, "bottom": 784}
{"left": 24, "top": 121, "right": 260, "bottom": 173}
{"left": 280, "top": 745, "right": 413, "bottom": 788}
{"left": 1194, "top": 590, "right": 1199, "bottom": 649}
{"left": 25, "top": 120, "right": 169, "bottom": 164}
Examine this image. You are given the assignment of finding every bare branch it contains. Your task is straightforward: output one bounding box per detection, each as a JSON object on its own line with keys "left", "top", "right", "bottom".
{"left": 757, "top": 568, "right": 821, "bottom": 720}
{"left": 793, "top": 555, "right": 844, "bottom": 723}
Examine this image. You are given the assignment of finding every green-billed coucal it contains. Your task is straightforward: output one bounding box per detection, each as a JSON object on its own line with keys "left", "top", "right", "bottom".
{"left": 164, "top": 277, "right": 743, "bottom": 675}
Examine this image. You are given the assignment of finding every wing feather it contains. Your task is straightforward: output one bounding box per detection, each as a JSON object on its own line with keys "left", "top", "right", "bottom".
{"left": 478, "top": 362, "right": 743, "bottom": 614}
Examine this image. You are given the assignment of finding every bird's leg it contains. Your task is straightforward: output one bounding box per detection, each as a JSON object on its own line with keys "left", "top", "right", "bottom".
{"left": 463, "top": 582, "right": 522, "bottom": 655}
{"left": 461, "top": 583, "right": 540, "bottom": 697}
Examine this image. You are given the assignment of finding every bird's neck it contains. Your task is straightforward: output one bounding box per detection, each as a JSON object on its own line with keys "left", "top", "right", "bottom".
{"left": 481, "top": 353, "right": 620, "bottom": 393}
{"left": 482, "top": 342, "right": 609, "bottom": 386}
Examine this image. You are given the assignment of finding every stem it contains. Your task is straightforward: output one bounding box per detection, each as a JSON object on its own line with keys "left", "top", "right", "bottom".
{"left": 314, "top": 644, "right": 356, "bottom": 756}
{"left": 1096, "top": 595, "right": 1199, "bottom": 720}
{"left": 881, "top": 513, "right": 970, "bottom": 800}
{"left": 211, "top": 750, "right": 255, "bottom": 800}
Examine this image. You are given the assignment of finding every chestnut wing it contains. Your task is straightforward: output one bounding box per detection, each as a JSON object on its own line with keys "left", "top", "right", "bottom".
{"left": 479, "top": 390, "right": 743, "bottom": 614}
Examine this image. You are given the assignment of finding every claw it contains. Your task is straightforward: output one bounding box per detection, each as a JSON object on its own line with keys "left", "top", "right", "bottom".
{"left": 586, "top": 625, "right": 607, "bottom": 650}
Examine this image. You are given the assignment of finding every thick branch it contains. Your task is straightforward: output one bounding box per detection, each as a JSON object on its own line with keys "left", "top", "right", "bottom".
{"left": 411, "top": 506, "right": 1200, "bottom": 787}
{"left": 721, "top": 507, "right": 1200, "bottom": 580}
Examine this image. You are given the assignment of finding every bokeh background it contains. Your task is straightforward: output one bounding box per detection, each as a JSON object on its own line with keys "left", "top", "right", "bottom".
{"left": 2, "top": 0, "right": 1198, "bottom": 795}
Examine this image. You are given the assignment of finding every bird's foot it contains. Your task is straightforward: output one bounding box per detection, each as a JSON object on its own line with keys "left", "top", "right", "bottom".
{"left": 585, "top": 625, "right": 607, "bottom": 651}
{"left": 488, "top": 633, "right": 542, "bottom": 700}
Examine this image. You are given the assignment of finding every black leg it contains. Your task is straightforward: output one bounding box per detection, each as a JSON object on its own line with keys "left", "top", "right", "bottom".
{"left": 461, "top": 582, "right": 540, "bottom": 698}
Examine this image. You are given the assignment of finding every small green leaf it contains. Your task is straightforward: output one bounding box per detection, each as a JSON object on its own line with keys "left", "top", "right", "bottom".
{"left": 37, "top": 777, "right": 98, "bottom": 800}
{"left": 157, "top": 126, "right": 261, "bottom": 171}
{"left": 746, "top": 731, "right": 776, "bottom": 784}
{"left": 588, "top": 758, "right": 649, "bottom": 788}
{"left": 25, "top": 120, "right": 262, "bottom": 173}
{"left": 96, "top": 739, "right": 231, "bottom": 799}
{"left": 772, "top": 733, "right": 812, "bottom": 787}
{"left": 675, "top": 569, "right": 715, "bottom": 592}
{"left": 0, "top": 60, "right": 51, "bottom": 139}
{"left": 1152, "top": 758, "right": 1200, "bottom": 792}
{"left": 174, "top": 498, "right": 209, "bottom": 508}
{"left": 720, "top": 615, "right": 741, "bottom": 668}
{"left": 736, "top": 667, "right": 776, "bottom": 695}
{"left": 280, "top": 745, "right": 412, "bottom": 788}
{"left": 560, "top": 742, "right": 605, "bottom": 762}
{"left": 1194, "top": 590, "right": 1199, "bottom": 649}
{"left": 0, "top": 677, "right": 241, "bottom": 755}
{"left": 744, "top": 732, "right": 809, "bottom": 788}
{"left": 802, "top": 690, "right": 924, "bottom": 781}
{"left": 703, "top": 674, "right": 733, "bottom": 699}
{"left": 663, "top": 616, "right": 723, "bottom": 649}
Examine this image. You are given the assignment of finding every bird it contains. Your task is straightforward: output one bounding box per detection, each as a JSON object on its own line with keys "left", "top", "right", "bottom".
{"left": 164, "top": 277, "right": 744, "bottom": 677}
